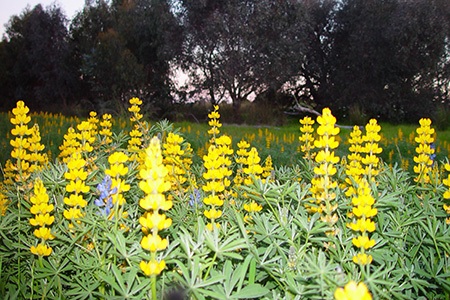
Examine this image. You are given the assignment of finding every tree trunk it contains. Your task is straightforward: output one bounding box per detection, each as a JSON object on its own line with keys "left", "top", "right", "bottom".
{"left": 231, "top": 96, "right": 242, "bottom": 123}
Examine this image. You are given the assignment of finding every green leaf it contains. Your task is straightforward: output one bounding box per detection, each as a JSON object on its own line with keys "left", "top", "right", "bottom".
{"left": 231, "top": 284, "right": 269, "bottom": 298}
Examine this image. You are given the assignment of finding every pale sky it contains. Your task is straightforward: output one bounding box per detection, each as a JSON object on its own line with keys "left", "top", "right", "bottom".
{"left": 1, "top": 0, "right": 85, "bottom": 36}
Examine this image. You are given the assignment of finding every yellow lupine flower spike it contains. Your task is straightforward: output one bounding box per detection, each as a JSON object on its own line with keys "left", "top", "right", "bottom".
{"left": 139, "top": 137, "right": 172, "bottom": 277}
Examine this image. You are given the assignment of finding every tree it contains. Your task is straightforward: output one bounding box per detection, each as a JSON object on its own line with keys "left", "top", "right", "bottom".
{"left": 69, "top": 0, "right": 115, "bottom": 108}
{"left": 327, "top": 0, "right": 450, "bottom": 122}
{"left": 178, "top": 0, "right": 309, "bottom": 116}
{"left": 80, "top": 28, "right": 146, "bottom": 108}
{"left": 114, "top": 0, "right": 184, "bottom": 116}
{"left": 282, "top": 0, "right": 338, "bottom": 109}
{"left": 1, "top": 4, "right": 75, "bottom": 111}
{"left": 69, "top": 0, "right": 182, "bottom": 116}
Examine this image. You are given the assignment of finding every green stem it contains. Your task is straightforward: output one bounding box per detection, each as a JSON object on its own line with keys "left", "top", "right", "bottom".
{"left": 151, "top": 275, "right": 157, "bottom": 300}
{"left": 150, "top": 250, "right": 157, "bottom": 300}
{"left": 17, "top": 187, "right": 22, "bottom": 288}
{"left": 203, "top": 251, "right": 218, "bottom": 281}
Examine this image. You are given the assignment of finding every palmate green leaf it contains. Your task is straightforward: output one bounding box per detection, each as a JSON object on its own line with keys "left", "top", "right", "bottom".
{"left": 203, "top": 228, "right": 246, "bottom": 260}
{"left": 171, "top": 258, "right": 192, "bottom": 287}
{"left": 193, "top": 272, "right": 225, "bottom": 289}
{"left": 234, "top": 255, "right": 254, "bottom": 290}
{"left": 285, "top": 272, "right": 306, "bottom": 295}
{"left": 195, "top": 287, "right": 226, "bottom": 299}
{"left": 33, "top": 257, "right": 72, "bottom": 280}
{"left": 64, "top": 274, "right": 102, "bottom": 300}
{"left": 231, "top": 284, "right": 270, "bottom": 299}
{"left": 222, "top": 260, "right": 234, "bottom": 297}
{"left": 221, "top": 256, "right": 254, "bottom": 297}
{"left": 106, "top": 231, "right": 129, "bottom": 257}
{"left": 172, "top": 255, "right": 217, "bottom": 291}
{"left": 97, "top": 270, "right": 123, "bottom": 294}
{"left": 111, "top": 264, "right": 128, "bottom": 293}
{"left": 31, "top": 257, "right": 74, "bottom": 297}
{"left": 101, "top": 265, "right": 150, "bottom": 298}
{"left": 1, "top": 288, "right": 20, "bottom": 300}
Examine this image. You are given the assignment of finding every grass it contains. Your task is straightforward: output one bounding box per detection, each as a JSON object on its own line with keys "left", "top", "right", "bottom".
{"left": 1, "top": 111, "right": 450, "bottom": 172}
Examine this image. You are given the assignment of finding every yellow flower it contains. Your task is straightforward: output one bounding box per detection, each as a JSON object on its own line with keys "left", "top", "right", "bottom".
{"left": 361, "top": 119, "right": 382, "bottom": 180}
{"left": 108, "top": 151, "right": 129, "bottom": 165}
{"left": 30, "top": 203, "right": 54, "bottom": 215}
{"left": 11, "top": 124, "right": 32, "bottom": 136}
{"left": 10, "top": 101, "right": 31, "bottom": 125}
{"left": 201, "top": 130, "right": 233, "bottom": 228}
{"left": 66, "top": 180, "right": 90, "bottom": 194}
{"left": 445, "top": 163, "right": 450, "bottom": 172}
{"left": 10, "top": 137, "right": 30, "bottom": 149}
{"left": 34, "top": 227, "right": 55, "bottom": 240}
{"left": 206, "top": 222, "right": 221, "bottom": 231}
{"left": 30, "top": 180, "right": 50, "bottom": 204}
{"left": 11, "top": 102, "right": 31, "bottom": 124}
{"left": 140, "top": 260, "right": 166, "bottom": 276}
{"left": 141, "top": 234, "right": 169, "bottom": 252}
{"left": 309, "top": 108, "right": 341, "bottom": 229}
{"left": 30, "top": 243, "right": 52, "bottom": 257}
{"left": 353, "top": 205, "right": 377, "bottom": 218}
{"left": 262, "top": 156, "right": 274, "bottom": 181}
{"left": 65, "top": 168, "right": 88, "bottom": 181}
{"left": 138, "top": 136, "right": 172, "bottom": 277}
{"left": 63, "top": 208, "right": 83, "bottom": 220}
{"left": 129, "top": 97, "right": 143, "bottom": 105}
{"left": 243, "top": 201, "right": 263, "bottom": 213}
{"left": 315, "top": 150, "right": 340, "bottom": 164}
{"left": 413, "top": 118, "right": 434, "bottom": 184}
{"left": 334, "top": 281, "right": 372, "bottom": 300}
{"left": 352, "top": 235, "right": 376, "bottom": 249}
{"left": 352, "top": 253, "right": 373, "bottom": 266}
{"left": 67, "top": 154, "right": 86, "bottom": 170}
{"left": 63, "top": 194, "right": 88, "bottom": 208}
{"left": 204, "top": 208, "right": 223, "bottom": 220}
{"left": 163, "top": 133, "right": 193, "bottom": 192}
{"left": 59, "top": 127, "right": 81, "bottom": 162}
{"left": 443, "top": 164, "right": 450, "bottom": 221}
{"left": 139, "top": 212, "right": 172, "bottom": 231}
{"left": 139, "top": 194, "right": 172, "bottom": 211}
{"left": 10, "top": 148, "right": 31, "bottom": 160}
{"left": 104, "top": 151, "right": 130, "bottom": 213}
{"left": 29, "top": 178, "right": 55, "bottom": 254}
{"left": 0, "top": 192, "right": 8, "bottom": 216}
{"left": 207, "top": 105, "right": 222, "bottom": 142}
{"left": 203, "top": 195, "right": 224, "bottom": 206}
{"left": 30, "top": 213, "right": 55, "bottom": 227}
{"left": 348, "top": 218, "right": 376, "bottom": 233}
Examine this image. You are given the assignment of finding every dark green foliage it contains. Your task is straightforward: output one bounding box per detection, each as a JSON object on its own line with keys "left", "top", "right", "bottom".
{"left": 327, "top": 0, "right": 450, "bottom": 123}
{"left": 0, "top": 4, "right": 75, "bottom": 112}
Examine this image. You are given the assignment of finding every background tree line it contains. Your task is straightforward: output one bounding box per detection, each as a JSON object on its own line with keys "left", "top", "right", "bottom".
{"left": 0, "top": 0, "right": 449, "bottom": 123}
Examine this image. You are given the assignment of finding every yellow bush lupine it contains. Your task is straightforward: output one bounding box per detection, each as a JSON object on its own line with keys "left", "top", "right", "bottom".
{"left": 9, "top": 100, "right": 33, "bottom": 184}
{"left": 139, "top": 137, "right": 172, "bottom": 276}
{"left": 63, "top": 152, "right": 89, "bottom": 227}
{"left": 299, "top": 116, "right": 315, "bottom": 160}
{"left": 361, "top": 119, "right": 382, "bottom": 181}
{"left": 310, "top": 108, "right": 340, "bottom": 232}
{"left": 443, "top": 163, "right": 450, "bottom": 224}
{"left": 348, "top": 179, "right": 377, "bottom": 265}
{"left": 413, "top": 118, "right": 435, "bottom": 184}
{"left": 29, "top": 178, "right": 55, "bottom": 257}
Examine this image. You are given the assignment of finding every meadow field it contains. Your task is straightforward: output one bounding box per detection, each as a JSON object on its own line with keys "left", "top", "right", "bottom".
{"left": 1, "top": 109, "right": 450, "bottom": 169}
{"left": 0, "top": 99, "right": 450, "bottom": 299}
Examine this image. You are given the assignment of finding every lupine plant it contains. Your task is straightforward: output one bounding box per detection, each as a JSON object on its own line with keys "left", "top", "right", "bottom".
{"left": 0, "top": 99, "right": 450, "bottom": 300}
